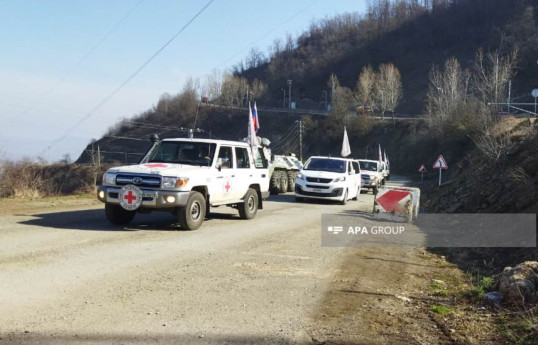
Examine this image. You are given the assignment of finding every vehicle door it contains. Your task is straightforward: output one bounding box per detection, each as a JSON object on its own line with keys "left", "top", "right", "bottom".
{"left": 210, "top": 145, "right": 236, "bottom": 203}
{"left": 352, "top": 160, "right": 361, "bottom": 194}
{"left": 347, "top": 161, "right": 359, "bottom": 198}
{"left": 253, "top": 147, "right": 270, "bottom": 192}
{"left": 232, "top": 146, "right": 254, "bottom": 200}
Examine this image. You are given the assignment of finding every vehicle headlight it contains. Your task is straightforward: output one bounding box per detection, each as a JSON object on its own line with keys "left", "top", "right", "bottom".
{"left": 333, "top": 176, "right": 346, "bottom": 182}
{"left": 163, "top": 177, "right": 189, "bottom": 189}
{"left": 103, "top": 173, "right": 116, "bottom": 185}
{"left": 371, "top": 175, "right": 377, "bottom": 181}
{"left": 296, "top": 173, "right": 305, "bottom": 180}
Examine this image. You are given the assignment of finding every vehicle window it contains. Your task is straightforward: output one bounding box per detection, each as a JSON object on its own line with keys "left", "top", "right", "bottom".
{"left": 254, "top": 148, "right": 268, "bottom": 168}
{"left": 359, "top": 161, "right": 378, "bottom": 172}
{"left": 148, "top": 141, "right": 216, "bottom": 166}
{"left": 304, "top": 158, "right": 346, "bottom": 173}
{"left": 352, "top": 161, "right": 360, "bottom": 174}
{"left": 217, "top": 146, "right": 233, "bottom": 169}
{"left": 235, "top": 147, "right": 250, "bottom": 169}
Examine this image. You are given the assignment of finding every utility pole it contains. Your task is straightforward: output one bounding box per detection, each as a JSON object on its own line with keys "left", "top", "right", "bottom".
{"left": 281, "top": 89, "right": 286, "bottom": 108}
{"left": 287, "top": 79, "right": 292, "bottom": 109}
{"left": 507, "top": 80, "right": 511, "bottom": 114}
{"left": 298, "top": 120, "right": 303, "bottom": 162}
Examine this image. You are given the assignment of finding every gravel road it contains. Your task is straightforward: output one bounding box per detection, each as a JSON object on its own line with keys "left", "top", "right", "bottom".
{"left": 0, "top": 177, "right": 454, "bottom": 344}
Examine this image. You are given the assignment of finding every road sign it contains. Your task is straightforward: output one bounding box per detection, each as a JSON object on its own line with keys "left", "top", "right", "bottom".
{"left": 433, "top": 155, "right": 448, "bottom": 169}
{"left": 531, "top": 89, "right": 538, "bottom": 98}
{"left": 433, "top": 155, "right": 448, "bottom": 186}
{"left": 418, "top": 164, "right": 427, "bottom": 183}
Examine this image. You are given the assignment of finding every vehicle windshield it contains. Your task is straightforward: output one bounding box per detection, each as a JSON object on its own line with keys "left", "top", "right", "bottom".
{"left": 147, "top": 141, "right": 217, "bottom": 167}
{"left": 304, "top": 158, "right": 346, "bottom": 173}
{"left": 359, "top": 161, "right": 378, "bottom": 172}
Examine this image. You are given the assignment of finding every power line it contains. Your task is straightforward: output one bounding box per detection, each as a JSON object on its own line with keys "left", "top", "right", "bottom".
{"left": 40, "top": 0, "right": 215, "bottom": 157}
{"left": 14, "top": 0, "right": 145, "bottom": 120}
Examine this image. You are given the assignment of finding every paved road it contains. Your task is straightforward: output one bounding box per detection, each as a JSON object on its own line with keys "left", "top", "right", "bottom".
{"left": 0, "top": 177, "right": 451, "bottom": 345}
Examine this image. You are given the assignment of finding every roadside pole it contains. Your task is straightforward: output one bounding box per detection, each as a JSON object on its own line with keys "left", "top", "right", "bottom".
{"left": 433, "top": 155, "right": 448, "bottom": 186}
{"left": 418, "top": 164, "right": 427, "bottom": 183}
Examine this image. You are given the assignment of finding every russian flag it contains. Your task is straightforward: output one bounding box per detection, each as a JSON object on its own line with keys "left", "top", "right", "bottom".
{"left": 252, "top": 102, "right": 259, "bottom": 133}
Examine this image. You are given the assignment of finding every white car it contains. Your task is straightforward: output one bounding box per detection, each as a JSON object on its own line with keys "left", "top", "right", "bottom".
{"left": 98, "top": 138, "right": 270, "bottom": 230}
{"left": 294, "top": 156, "right": 361, "bottom": 204}
{"left": 358, "top": 159, "right": 383, "bottom": 194}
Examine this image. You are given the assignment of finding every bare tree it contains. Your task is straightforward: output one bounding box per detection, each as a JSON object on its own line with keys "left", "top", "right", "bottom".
{"left": 473, "top": 48, "right": 518, "bottom": 106}
{"left": 425, "top": 58, "right": 471, "bottom": 129}
{"left": 355, "top": 65, "right": 377, "bottom": 117}
{"left": 250, "top": 79, "right": 267, "bottom": 102}
{"left": 88, "top": 142, "right": 103, "bottom": 192}
{"left": 374, "top": 63, "right": 402, "bottom": 120}
{"left": 202, "top": 69, "right": 222, "bottom": 103}
{"left": 246, "top": 48, "right": 266, "bottom": 69}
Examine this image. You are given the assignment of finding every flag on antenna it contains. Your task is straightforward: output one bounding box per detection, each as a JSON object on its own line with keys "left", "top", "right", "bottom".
{"left": 378, "top": 144, "right": 383, "bottom": 162}
{"left": 341, "top": 126, "right": 351, "bottom": 157}
{"left": 248, "top": 103, "right": 258, "bottom": 158}
{"left": 252, "top": 102, "right": 259, "bottom": 133}
{"left": 384, "top": 150, "right": 387, "bottom": 163}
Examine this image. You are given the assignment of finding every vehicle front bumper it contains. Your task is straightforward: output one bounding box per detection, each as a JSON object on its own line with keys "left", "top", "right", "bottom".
{"left": 97, "top": 186, "right": 190, "bottom": 208}
{"left": 294, "top": 181, "right": 345, "bottom": 201}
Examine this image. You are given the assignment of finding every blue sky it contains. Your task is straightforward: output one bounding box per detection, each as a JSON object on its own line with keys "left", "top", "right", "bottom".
{"left": 0, "top": 0, "right": 367, "bottom": 162}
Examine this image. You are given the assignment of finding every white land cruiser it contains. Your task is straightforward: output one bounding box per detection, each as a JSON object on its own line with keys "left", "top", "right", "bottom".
{"left": 294, "top": 156, "right": 361, "bottom": 204}
{"left": 97, "top": 137, "right": 270, "bottom": 230}
{"left": 358, "top": 159, "right": 383, "bottom": 194}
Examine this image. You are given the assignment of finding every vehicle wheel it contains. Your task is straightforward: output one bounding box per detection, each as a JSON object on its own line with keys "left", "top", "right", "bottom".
{"left": 270, "top": 171, "right": 281, "bottom": 195}
{"left": 105, "top": 204, "right": 136, "bottom": 225}
{"left": 286, "top": 171, "right": 297, "bottom": 192}
{"left": 381, "top": 179, "right": 386, "bottom": 185}
{"left": 178, "top": 191, "right": 206, "bottom": 230}
{"left": 279, "top": 172, "right": 289, "bottom": 193}
{"left": 295, "top": 196, "right": 304, "bottom": 202}
{"left": 339, "top": 190, "right": 348, "bottom": 205}
{"left": 238, "top": 188, "right": 258, "bottom": 219}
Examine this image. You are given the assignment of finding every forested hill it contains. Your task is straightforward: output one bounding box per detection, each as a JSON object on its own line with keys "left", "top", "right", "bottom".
{"left": 77, "top": 0, "right": 538, "bottom": 163}
{"left": 238, "top": 0, "right": 538, "bottom": 114}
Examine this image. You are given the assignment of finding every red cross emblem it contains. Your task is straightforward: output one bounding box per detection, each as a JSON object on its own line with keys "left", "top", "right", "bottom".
{"left": 144, "top": 163, "right": 168, "bottom": 168}
{"left": 123, "top": 190, "right": 137, "bottom": 204}
{"left": 225, "top": 181, "right": 231, "bottom": 192}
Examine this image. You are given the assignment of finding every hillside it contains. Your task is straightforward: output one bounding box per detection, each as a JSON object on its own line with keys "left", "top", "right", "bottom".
{"left": 77, "top": 0, "right": 538, "bottom": 166}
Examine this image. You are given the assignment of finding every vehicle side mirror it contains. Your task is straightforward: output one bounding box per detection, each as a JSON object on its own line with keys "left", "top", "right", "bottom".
{"left": 216, "top": 163, "right": 222, "bottom": 172}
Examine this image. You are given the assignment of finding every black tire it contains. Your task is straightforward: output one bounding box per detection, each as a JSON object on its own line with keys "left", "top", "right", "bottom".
{"left": 286, "top": 171, "right": 296, "bottom": 192}
{"left": 270, "top": 171, "right": 281, "bottom": 195}
{"left": 339, "top": 190, "right": 348, "bottom": 205}
{"left": 295, "top": 196, "right": 304, "bottom": 202}
{"left": 238, "top": 188, "right": 258, "bottom": 219}
{"left": 280, "top": 172, "right": 289, "bottom": 193}
{"left": 178, "top": 191, "right": 206, "bottom": 230}
{"left": 105, "top": 204, "right": 136, "bottom": 225}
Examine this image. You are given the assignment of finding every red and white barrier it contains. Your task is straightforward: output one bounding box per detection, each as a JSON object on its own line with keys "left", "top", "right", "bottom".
{"left": 374, "top": 186, "right": 420, "bottom": 222}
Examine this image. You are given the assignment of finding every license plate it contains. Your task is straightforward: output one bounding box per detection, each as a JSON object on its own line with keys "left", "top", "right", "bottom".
{"left": 313, "top": 188, "right": 322, "bottom": 193}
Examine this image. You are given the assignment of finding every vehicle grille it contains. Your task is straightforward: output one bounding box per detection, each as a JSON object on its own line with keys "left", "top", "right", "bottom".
{"left": 306, "top": 185, "right": 330, "bottom": 189}
{"left": 306, "top": 177, "right": 332, "bottom": 183}
{"left": 115, "top": 174, "right": 161, "bottom": 188}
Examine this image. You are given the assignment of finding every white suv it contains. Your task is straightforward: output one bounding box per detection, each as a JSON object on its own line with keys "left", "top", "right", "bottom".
{"left": 98, "top": 138, "right": 270, "bottom": 230}
{"left": 294, "top": 156, "right": 361, "bottom": 204}
{"left": 358, "top": 159, "right": 383, "bottom": 194}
